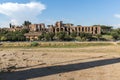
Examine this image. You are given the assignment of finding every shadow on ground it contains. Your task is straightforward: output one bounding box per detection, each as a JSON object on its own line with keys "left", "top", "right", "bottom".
{"left": 0, "top": 58, "right": 120, "bottom": 80}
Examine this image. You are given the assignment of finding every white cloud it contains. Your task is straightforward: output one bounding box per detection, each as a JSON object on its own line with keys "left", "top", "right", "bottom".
{"left": 112, "top": 24, "right": 120, "bottom": 28}
{"left": 114, "top": 14, "right": 120, "bottom": 18}
{"left": 0, "top": 2, "right": 46, "bottom": 26}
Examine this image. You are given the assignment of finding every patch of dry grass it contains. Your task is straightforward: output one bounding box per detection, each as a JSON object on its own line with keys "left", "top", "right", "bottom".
{"left": 0, "top": 42, "right": 114, "bottom": 48}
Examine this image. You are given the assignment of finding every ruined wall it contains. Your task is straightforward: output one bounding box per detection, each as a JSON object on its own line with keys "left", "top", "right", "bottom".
{"left": 25, "top": 21, "right": 102, "bottom": 40}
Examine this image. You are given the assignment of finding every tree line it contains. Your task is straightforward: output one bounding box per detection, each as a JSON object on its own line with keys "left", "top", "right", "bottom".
{"left": 0, "top": 20, "right": 120, "bottom": 42}
{"left": 0, "top": 29, "right": 29, "bottom": 41}
{"left": 37, "top": 28, "right": 120, "bottom": 41}
{"left": 1, "top": 28, "right": 120, "bottom": 42}
{"left": 38, "top": 32, "right": 92, "bottom": 41}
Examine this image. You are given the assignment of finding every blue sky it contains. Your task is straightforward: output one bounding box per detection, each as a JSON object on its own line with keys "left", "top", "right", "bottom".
{"left": 0, "top": 0, "right": 120, "bottom": 28}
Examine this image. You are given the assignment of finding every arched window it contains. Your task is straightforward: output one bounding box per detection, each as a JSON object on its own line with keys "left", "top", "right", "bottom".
{"left": 56, "top": 28, "right": 59, "bottom": 32}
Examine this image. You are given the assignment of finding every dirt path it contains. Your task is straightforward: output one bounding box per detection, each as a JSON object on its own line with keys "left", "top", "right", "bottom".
{"left": 0, "top": 46, "right": 120, "bottom": 80}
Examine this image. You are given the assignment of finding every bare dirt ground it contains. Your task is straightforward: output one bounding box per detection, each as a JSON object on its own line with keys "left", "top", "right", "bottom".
{"left": 0, "top": 45, "right": 120, "bottom": 80}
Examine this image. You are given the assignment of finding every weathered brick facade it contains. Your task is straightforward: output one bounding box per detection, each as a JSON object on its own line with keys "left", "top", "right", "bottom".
{"left": 5, "top": 21, "right": 111, "bottom": 41}
{"left": 27, "top": 21, "right": 101, "bottom": 34}
{"left": 23, "top": 21, "right": 104, "bottom": 40}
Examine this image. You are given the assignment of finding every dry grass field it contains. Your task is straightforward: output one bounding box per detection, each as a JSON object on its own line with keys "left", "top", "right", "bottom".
{"left": 0, "top": 42, "right": 120, "bottom": 80}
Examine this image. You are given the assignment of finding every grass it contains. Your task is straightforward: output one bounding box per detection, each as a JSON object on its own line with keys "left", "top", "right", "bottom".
{"left": 117, "top": 42, "right": 120, "bottom": 45}
{"left": 0, "top": 41, "right": 115, "bottom": 48}
{"left": 41, "top": 42, "right": 113, "bottom": 48}
{"left": 102, "top": 35, "right": 113, "bottom": 40}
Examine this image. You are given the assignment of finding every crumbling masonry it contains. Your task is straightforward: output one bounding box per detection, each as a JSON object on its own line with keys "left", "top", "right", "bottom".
{"left": 7, "top": 21, "right": 111, "bottom": 41}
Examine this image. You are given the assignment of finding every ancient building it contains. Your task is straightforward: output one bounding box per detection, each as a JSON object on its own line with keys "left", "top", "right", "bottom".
{"left": 24, "top": 23, "right": 48, "bottom": 41}
{"left": 47, "top": 21, "right": 101, "bottom": 35}
{"left": 8, "top": 23, "right": 23, "bottom": 31}
{"left": 24, "top": 32, "right": 42, "bottom": 41}
{"left": 0, "top": 21, "right": 112, "bottom": 41}
{"left": 28, "top": 23, "right": 47, "bottom": 32}
{"left": 23, "top": 21, "right": 111, "bottom": 41}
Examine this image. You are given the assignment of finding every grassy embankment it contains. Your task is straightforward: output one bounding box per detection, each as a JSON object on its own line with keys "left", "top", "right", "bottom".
{"left": 0, "top": 41, "right": 119, "bottom": 48}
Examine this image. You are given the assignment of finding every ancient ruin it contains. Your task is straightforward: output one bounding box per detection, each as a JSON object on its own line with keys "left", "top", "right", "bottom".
{"left": 0, "top": 21, "right": 111, "bottom": 41}
{"left": 24, "top": 21, "right": 111, "bottom": 40}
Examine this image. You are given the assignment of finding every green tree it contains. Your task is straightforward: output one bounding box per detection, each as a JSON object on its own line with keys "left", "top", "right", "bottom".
{"left": 96, "top": 34, "right": 102, "bottom": 41}
{"left": 0, "top": 36, "right": 7, "bottom": 41}
{"left": 38, "top": 33, "right": 45, "bottom": 41}
{"left": 79, "top": 32, "right": 86, "bottom": 40}
{"left": 4, "top": 30, "right": 26, "bottom": 41}
{"left": 44, "top": 33, "right": 51, "bottom": 41}
{"left": 49, "top": 32, "right": 55, "bottom": 41}
{"left": 64, "top": 34, "right": 72, "bottom": 41}
{"left": 79, "top": 32, "right": 93, "bottom": 41}
{"left": 71, "top": 31, "right": 77, "bottom": 38}
{"left": 23, "top": 21, "right": 31, "bottom": 26}
{"left": 21, "top": 29, "right": 29, "bottom": 34}
{"left": 111, "top": 32, "right": 119, "bottom": 40}
{"left": 56, "top": 31, "right": 66, "bottom": 41}
{"left": 85, "top": 33, "right": 93, "bottom": 41}
{"left": 17, "top": 33, "right": 26, "bottom": 41}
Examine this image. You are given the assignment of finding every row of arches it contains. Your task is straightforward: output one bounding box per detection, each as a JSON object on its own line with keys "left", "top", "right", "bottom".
{"left": 49, "top": 26, "right": 101, "bottom": 35}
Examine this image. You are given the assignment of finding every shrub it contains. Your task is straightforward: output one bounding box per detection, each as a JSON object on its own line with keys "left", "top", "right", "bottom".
{"left": 31, "top": 42, "right": 39, "bottom": 47}
{"left": 56, "top": 31, "right": 66, "bottom": 41}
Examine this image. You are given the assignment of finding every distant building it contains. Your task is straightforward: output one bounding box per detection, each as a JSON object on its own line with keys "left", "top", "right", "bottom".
{"left": 23, "top": 21, "right": 112, "bottom": 41}
{"left": 0, "top": 21, "right": 111, "bottom": 41}
{"left": 24, "top": 32, "right": 42, "bottom": 41}
{"left": 47, "top": 21, "right": 101, "bottom": 35}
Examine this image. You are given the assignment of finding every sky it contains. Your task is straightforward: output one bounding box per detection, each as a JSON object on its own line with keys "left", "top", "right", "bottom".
{"left": 0, "top": 0, "right": 120, "bottom": 28}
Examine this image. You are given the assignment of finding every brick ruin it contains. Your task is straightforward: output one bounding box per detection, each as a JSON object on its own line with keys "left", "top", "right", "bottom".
{"left": 24, "top": 21, "right": 111, "bottom": 41}
{"left": 1, "top": 21, "right": 111, "bottom": 41}
{"left": 26, "top": 21, "right": 102, "bottom": 34}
